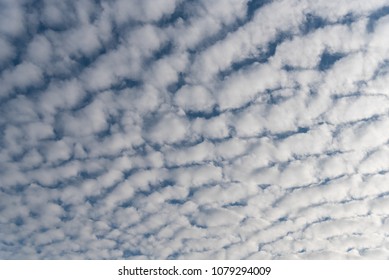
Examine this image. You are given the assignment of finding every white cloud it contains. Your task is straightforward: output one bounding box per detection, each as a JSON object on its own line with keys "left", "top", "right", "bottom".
{"left": 164, "top": 140, "right": 214, "bottom": 166}
{"left": 43, "top": 140, "right": 73, "bottom": 164}
{"left": 175, "top": 85, "right": 215, "bottom": 112}
{"left": 325, "top": 95, "right": 389, "bottom": 124}
{"left": 173, "top": 164, "right": 223, "bottom": 188}
{"left": 192, "top": 114, "right": 231, "bottom": 140}
{"left": 0, "top": 62, "right": 43, "bottom": 97}
{"left": 217, "top": 63, "right": 287, "bottom": 110}
{"left": 0, "top": 37, "right": 15, "bottom": 64}
{"left": 194, "top": 208, "right": 243, "bottom": 227}
{"left": 59, "top": 97, "right": 109, "bottom": 137}
{"left": 26, "top": 35, "right": 53, "bottom": 66}
{"left": 147, "top": 113, "right": 189, "bottom": 145}
{"left": 110, "top": 0, "right": 181, "bottom": 24}
{"left": 0, "top": 0, "right": 25, "bottom": 37}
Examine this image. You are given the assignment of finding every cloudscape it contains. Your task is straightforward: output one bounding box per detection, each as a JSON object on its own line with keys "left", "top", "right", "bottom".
{"left": 1, "top": 0, "right": 389, "bottom": 259}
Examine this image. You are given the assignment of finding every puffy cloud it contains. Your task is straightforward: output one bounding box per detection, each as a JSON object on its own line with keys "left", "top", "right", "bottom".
{"left": 26, "top": 35, "right": 53, "bottom": 66}
{"left": 191, "top": 114, "right": 231, "bottom": 140}
{"left": 175, "top": 85, "right": 215, "bottom": 113}
{"left": 0, "top": 37, "right": 15, "bottom": 65}
{"left": 146, "top": 113, "right": 189, "bottom": 145}
{"left": 109, "top": 0, "right": 181, "bottom": 24}
{"left": 0, "top": 62, "right": 43, "bottom": 97}
{"left": 164, "top": 140, "right": 215, "bottom": 166}
{"left": 0, "top": 0, "right": 25, "bottom": 37}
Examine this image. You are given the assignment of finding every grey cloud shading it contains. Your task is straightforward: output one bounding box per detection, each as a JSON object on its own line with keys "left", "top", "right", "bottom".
{"left": 1, "top": 0, "right": 389, "bottom": 260}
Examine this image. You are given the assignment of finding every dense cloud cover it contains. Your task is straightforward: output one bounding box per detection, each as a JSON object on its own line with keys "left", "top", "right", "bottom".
{"left": 1, "top": 0, "right": 389, "bottom": 259}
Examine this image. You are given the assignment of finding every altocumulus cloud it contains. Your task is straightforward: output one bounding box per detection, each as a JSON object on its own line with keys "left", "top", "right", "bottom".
{"left": 1, "top": 0, "right": 389, "bottom": 259}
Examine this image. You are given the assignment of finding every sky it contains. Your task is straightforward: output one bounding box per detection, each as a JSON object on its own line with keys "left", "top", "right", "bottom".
{"left": 1, "top": 0, "right": 389, "bottom": 259}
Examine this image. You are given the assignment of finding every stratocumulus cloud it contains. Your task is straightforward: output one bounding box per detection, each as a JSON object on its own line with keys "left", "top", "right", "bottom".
{"left": 1, "top": 0, "right": 389, "bottom": 259}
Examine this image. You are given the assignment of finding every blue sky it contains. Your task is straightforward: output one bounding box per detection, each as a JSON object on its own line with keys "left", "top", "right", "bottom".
{"left": 1, "top": 0, "right": 389, "bottom": 259}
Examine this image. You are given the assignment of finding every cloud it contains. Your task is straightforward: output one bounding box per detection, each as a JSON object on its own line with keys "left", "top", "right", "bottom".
{"left": 0, "top": 0, "right": 25, "bottom": 37}
{"left": 0, "top": 37, "right": 15, "bottom": 65}
{"left": 110, "top": 0, "right": 181, "bottom": 24}
{"left": 0, "top": 62, "right": 43, "bottom": 98}
{"left": 174, "top": 85, "right": 215, "bottom": 113}
{"left": 1, "top": 0, "right": 389, "bottom": 260}
{"left": 146, "top": 113, "right": 189, "bottom": 145}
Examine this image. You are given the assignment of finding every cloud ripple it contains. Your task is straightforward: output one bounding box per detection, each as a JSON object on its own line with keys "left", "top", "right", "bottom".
{"left": 1, "top": 0, "right": 389, "bottom": 259}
